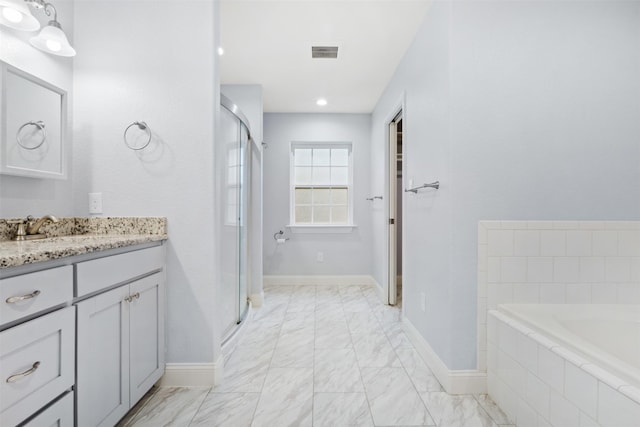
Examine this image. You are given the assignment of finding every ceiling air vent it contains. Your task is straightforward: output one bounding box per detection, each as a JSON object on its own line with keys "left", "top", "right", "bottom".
{"left": 312, "top": 46, "right": 338, "bottom": 59}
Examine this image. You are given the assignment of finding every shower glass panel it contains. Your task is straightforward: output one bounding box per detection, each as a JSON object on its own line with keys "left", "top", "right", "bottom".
{"left": 219, "top": 102, "right": 250, "bottom": 341}
{"left": 238, "top": 124, "right": 249, "bottom": 325}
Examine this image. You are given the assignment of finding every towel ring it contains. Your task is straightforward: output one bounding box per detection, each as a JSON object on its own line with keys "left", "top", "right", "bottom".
{"left": 273, "top": 230, "right": 289, "bottom": 241}
{"left": 124, "top": 121, "right": 152, "bottom": 150}
{"left": 16, "top": 121, "right": 47, "bottom": 150}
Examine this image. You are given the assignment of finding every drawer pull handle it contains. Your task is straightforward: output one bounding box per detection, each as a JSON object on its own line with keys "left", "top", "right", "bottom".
{"left": 133, "top": 292, "right": 140, "bottom": 300}
{"left": 6, "top": 361, "right": 40, "bottom": 383}
{"left": 6, "top": 290, "right": 41, "bottom": 304}
{"left": 124, "top": 295, "right": 132, "bottom": 303}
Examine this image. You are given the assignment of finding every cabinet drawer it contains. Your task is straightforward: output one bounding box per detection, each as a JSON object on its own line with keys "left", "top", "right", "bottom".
{"left": 0, "top": 307, "right": 75, "bottom": 427}
{"left": 76, "top": 246, "right": 164, "bottom": 297}
{"left": 22, "top": 391, "right": 74, "bottom": 427}
{"left": 0, "top": 266, "right": 72, "bottom": 327}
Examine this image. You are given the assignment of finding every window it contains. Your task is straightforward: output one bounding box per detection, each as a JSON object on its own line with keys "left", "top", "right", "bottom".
{"left": 290, "top": 143, "right": 353, "bottom": 227}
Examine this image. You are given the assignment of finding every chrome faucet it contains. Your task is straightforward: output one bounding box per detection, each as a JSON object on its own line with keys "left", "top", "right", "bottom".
{"left": 8, "top": 215, "right": 59, "bottom": 241}
{"left": 26, "top": 215, "right": 59, "bottom": 235}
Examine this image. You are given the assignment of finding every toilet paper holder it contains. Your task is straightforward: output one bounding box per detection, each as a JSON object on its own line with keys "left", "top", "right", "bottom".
{"left": 273, "top": 230, "right": 289, "bottom": 242}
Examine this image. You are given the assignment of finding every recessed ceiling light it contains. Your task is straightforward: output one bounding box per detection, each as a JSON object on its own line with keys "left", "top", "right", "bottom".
{"left": 316, "top": 98, "right": 327, "bottom": 106}
{"left": 217, "top": 47, "right": 225, "bottom": 56}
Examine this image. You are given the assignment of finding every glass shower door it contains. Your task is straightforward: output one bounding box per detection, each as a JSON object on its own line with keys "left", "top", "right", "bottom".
{"left": 237, "top": 123, "right": 249, "bottom": 323}
{"left": 220, "top": 107, "right": 240, "bottom": 339}
{"left": 219, "top": 100, "right": 250, "bottom": 342}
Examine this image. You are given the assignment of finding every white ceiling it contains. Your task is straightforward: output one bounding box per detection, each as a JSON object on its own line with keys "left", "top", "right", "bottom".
{"left": 220, "top": 1, "right": 432, "bottom": 113}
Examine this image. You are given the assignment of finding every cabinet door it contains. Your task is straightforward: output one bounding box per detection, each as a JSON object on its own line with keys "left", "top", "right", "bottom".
{"left": 129, "top": 272, "right": 165, "bottom": 404}
{"left": 76, "top": 286, "right": 130, "bottom": 427}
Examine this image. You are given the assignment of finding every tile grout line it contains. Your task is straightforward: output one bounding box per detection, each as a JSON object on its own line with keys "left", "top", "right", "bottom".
{"left": 471, "top": 394, "right": 508, "bottom": 427}
{"left": 186, "top": 386, "right": 213, "bottom": 427}
{"left": 347, "top": 286, "right": 376, "bottom": 427}
{"left": 251, "top": 287, "right": 293, "bottom": 426}
{"left": 383, "top": 296, "right": 438, "bottom": 427}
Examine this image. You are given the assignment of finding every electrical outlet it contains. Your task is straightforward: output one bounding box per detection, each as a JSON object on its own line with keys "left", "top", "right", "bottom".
{"left": 89, "top": 192, "right": 103, "bottom": 214}
{"left": 420, "top": 292, "right": 426, "bottom": 312}
{"left": 317, "top": 252, "right": 324, "bottom": 262}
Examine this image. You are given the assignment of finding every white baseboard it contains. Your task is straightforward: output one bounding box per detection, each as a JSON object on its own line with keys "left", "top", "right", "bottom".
{"left": 250, "top": 291, "right": 264, "bottom": 307}
{"left": 158, "top": 355, "right": 224, "bottom": 387}
{"left": 403, "top": 316, "right": 486, "bottom": 395}
{"left": 263, "top": 275, "right": 376, "bottom": 287}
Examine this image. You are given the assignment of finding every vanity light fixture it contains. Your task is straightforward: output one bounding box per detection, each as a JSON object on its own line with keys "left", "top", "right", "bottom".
{"left": 0, "top": 0, "right": 75, "bottom": 57}
{"left": 0, "top": 0, "right": 39, "bottom": 31}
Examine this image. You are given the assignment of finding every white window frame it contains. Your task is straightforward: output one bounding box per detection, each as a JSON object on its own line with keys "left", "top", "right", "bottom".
{"left": 288, "top": 141, "right": 356, "bottom": 233}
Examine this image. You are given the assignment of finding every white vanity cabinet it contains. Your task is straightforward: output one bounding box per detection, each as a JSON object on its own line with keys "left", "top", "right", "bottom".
{"left": 0, "top": 267, "right": 75, "bottom": 427}
{"left": 75, "top": 246, "right": 165, "bottom": 427}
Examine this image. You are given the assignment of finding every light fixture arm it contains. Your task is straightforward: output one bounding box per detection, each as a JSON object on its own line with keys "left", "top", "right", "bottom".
{"left": 0, "top": 0, "right": 73, "bottom": 55}
{"left": 43, "top": 2, "right": 57, "bottom": 21}
{"left": 25, "top": 0, "right": 57, "bottom": 21}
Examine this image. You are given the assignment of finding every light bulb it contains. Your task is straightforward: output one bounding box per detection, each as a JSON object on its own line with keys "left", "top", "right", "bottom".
{"left": 46, "top": 39, "right": 62, "bottom": 52}
{"left": 2, "top": 6, "right": 23, "bottom": 23}
{"left": 316, "top": 98, "right": 328, "bottom": 106}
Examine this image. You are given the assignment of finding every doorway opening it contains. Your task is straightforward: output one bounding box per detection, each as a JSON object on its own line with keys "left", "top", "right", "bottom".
{"left": 388, "top": 111, "right": 403, "bottom": 306}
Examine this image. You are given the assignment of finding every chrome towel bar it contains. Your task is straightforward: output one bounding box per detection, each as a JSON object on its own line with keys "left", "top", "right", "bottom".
{"left": 405, "top": 181, "right": 440, "bottom": 193}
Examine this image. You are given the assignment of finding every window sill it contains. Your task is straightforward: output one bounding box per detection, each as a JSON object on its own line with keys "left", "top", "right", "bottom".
{"left": 286, "top": 224, "right": 357, "bottom": 234}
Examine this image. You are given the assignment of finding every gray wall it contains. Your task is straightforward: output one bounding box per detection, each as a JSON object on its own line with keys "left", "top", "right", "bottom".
{"left": 371, "top": 0, "right": 640, "bottom": 370}
{"left": 0, "top": 0, "right": 75, "bottom": 217}
{"left": 73, "top": 0, "right": 221, "bottom": 364}
{"left": 263, "top": 113, "right": 373, "bottom": 276}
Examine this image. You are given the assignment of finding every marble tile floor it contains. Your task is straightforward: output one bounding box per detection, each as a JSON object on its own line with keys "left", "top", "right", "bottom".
{"left": 119, "top": 284, "right": 514, "bottom": 427}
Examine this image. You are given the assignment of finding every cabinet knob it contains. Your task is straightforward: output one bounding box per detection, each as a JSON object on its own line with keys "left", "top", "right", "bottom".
{"left": 124, "top": 293, "right": 140, "bottom": 303}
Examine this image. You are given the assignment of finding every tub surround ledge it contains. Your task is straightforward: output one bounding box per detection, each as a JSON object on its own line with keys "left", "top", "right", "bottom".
{"left": 488, "top": 306, "right": 640, "bottom": 427}
{"left": 0, "top": 217, "right": 167, "bottom": 269}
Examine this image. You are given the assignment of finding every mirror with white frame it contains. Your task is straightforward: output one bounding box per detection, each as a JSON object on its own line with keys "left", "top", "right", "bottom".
{"left": 0, "top": 62, "right": 67, "bottom": 179}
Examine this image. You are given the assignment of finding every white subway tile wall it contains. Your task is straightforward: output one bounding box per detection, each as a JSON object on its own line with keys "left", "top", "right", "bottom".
{"left": 488, "top": 310, "right": 640, "bottom": 427}
{"left": 477, "top": 221, "right": 640, "bottom": 373}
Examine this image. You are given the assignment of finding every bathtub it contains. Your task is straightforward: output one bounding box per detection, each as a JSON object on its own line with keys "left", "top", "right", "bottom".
{"left": 487, "top": 304, "right": 640, "bottom": 427}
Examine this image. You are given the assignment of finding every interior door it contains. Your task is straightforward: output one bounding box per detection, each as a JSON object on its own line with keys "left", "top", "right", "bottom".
{"left": 388, "top": 117, "right": 398, "bottom": 306}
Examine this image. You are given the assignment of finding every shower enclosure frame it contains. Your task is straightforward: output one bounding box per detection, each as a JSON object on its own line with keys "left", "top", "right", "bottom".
{"left": 220, "top": 94, "right": 252, "bottom": 343}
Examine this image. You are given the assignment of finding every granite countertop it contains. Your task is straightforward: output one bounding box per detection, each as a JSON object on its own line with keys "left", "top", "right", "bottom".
{"left": 0, "top": 217, "right": 167, "bottom": 269}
